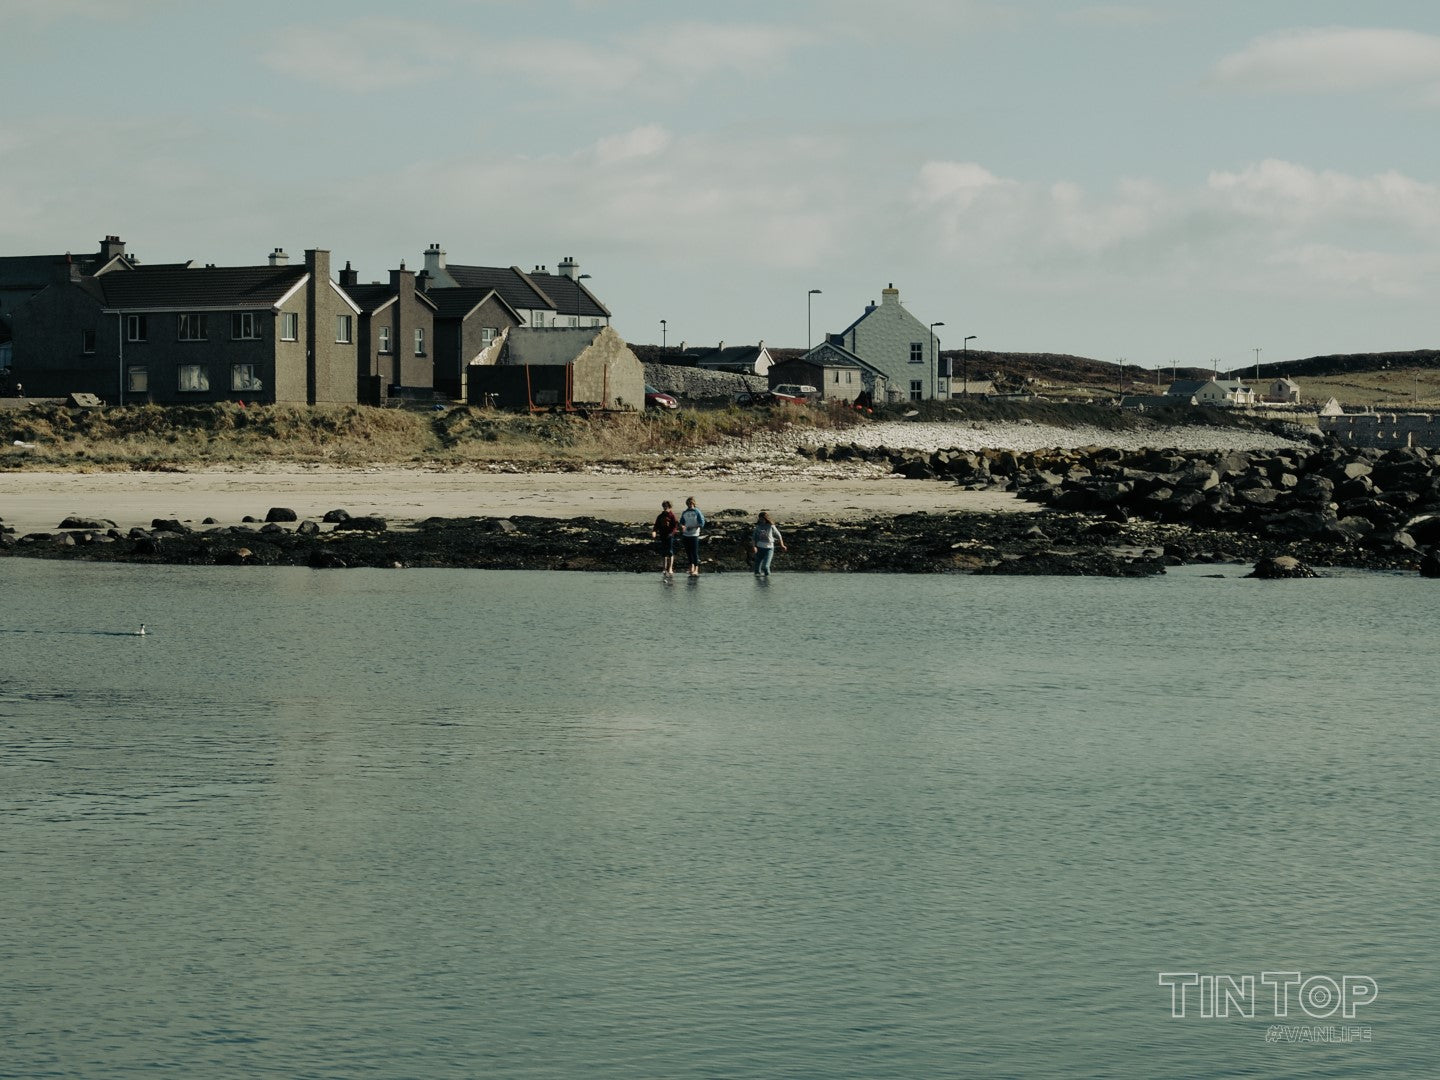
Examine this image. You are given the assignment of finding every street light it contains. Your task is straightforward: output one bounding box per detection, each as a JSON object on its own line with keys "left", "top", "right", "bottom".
{"left": 807, "top": 289, "right": 822, "bottom": 353}
{"left": 929, "top": 322, "right": 944, "bottom": 400}
{"left": 572, "top": 273, "right": 591, "bottom": 328}
{"left": 661, "top": 319, "right": 667, "bottom": 349}
{"left": 962, "top": 335, "right": 976, "bottom": 395}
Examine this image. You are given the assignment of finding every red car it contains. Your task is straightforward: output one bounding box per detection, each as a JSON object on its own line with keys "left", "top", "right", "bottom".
{"left": 645, "top": 385, "right": 680, "bottom": 410}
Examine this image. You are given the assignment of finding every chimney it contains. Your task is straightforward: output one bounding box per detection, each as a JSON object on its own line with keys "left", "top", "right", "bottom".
{"left": 305, "top": 248, "right": 331, "bottom": 283}
{"left": 98, "top": 235, "right": 126, "bottom": 261}
{"left": 389, "top": 263, "right": 415, "bottom": 295}
{"left": 880, "top": 283, "right": 900, "bottom": 306}
{"left": 424, "top": 243, "right": 446, "bottom": 275}
{"left": 269, "top": 247, "right": 289, "bottom": 266}
{"left": 416, "top": 269, "right": 432, "bottom": 293}
{"left": 718, "top": 340, "right": 724, "bottom": 350}
{"left": 558, "top": 256, "right": 578, "bottom": 280}
{"left": 339, "top": 261, "right": 359, "bottom": 288}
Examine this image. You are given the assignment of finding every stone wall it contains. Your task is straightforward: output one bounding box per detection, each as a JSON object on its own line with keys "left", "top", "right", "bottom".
{"left": 643, "top": 361, "right": 764, "bottom": 400}
{"left": 1320, "top": 412, "right": 1440, "bottom": 449}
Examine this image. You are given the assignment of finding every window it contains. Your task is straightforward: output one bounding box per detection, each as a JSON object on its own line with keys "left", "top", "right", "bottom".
{"left": 280, "top": 312, "right": 299, "bottom": 341}
{"left": 231, "top": 312, "right": 260, "bottom": 340}
{"left": 178, "top": 313, "right": 208, "bottom": 341}
{"left": 481, "top": 327, "right": 498, "bottom": 347}
{"left": 126, "top": 314, "right": 148, "bottom": 342}
{"left": 82, "top": 329, "right": 97, "bottom": 354}
{"left": 909, "top": 380, "right": 923, "bottom": 401}
{"left": 531, "top": 310, "right": 546, "bottom": 328}
{"left": 846, "top": 371, "right": 853, "bottom": 384}
{"left": 231, "top": 364, "right": 263, "bottom": 392}
{"left": 127, "top": 366, "right": 148, "bottom": 393}
{"left": 335, "top": 315, "right": 352, "bottom": 343}
{"left": 378, "top": 326, "right": 391, "bottom": 354}
{"left": 414, "top": 328, "right": 425, "bottom": 355}
{"left": 909, "top": 342, "right": 923, "bottom": 364}
{"left": 178, "top": 364, "right": 210, "bottom": 392}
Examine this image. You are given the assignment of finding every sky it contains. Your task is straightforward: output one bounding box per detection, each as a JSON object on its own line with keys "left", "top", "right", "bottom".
{"left": 5, "top": 0, "right": 1440, "bottom": 369}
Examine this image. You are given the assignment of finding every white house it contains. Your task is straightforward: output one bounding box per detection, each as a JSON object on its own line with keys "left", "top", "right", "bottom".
{"left": 823, "top": 284, "right": 945, "bottom": 401}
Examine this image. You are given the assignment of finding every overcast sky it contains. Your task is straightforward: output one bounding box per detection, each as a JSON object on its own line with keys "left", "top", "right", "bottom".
{"left": 5, "top": 0, "right": 1440, "bottom": 368}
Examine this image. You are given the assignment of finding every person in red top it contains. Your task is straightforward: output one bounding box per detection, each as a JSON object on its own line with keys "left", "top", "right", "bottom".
{"left": 651, "top": 500, "right": 680, "bottom": 578}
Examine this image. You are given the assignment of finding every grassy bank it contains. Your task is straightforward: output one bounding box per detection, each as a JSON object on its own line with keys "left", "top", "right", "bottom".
{"left": 0, "top": 400, "right": 870, "bottom": 470}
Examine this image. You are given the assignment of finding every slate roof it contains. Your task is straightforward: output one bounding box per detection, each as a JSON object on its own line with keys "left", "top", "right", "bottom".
{"left": 802, "top": 340, "right": 882, "bottom": 374}
{"left": 526, "top": 270, "right": 610, "bottom": 319}
{"left": 687, "top": 344, "right": 767, "bottom": 371}
{"left": 437, "top": 264, "right": 551, "bottom": 313}
{"left": 427, "top": 287, "right": 520, "bottom": 324}
{"left": 0, "top": 252, "right": 110, "bottom": 290}
{"left": 93, "top": 265, "right": 309, "bottom": 310}
{"left": 1165, "top": 379, "right": 1210, "bottom": 397}
{"left": 344, "top": 283, "right": 398, "bottom": 314}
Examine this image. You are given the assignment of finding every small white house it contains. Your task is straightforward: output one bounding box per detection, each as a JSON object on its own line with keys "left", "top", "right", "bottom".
{"left": 1265, "top": 377, "right": 1301, "bottom": 403}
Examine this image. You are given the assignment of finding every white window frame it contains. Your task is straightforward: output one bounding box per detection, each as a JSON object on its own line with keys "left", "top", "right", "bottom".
{"left": 178, "top": 364, "right": 210, "bottom": 392}
{"left": 231, "top": 363, "right": 263, "bottom": 392}
{"left": 178, "top": 313, "right": 208, "bottom": 342}
{"left": 378, "top": 325, "right": 391, "bottom": 354}
{"left": 126, "top": 314, "right": 147, "bottom": 342}
{"left": 414, "top": 328, "right": 425, "bottom": 356}
{"left": 909, "top": 342, "right": 923, "bottom": 364}
{"left": 481, "top": 327, "right": 497, "bottom": 347}
{"left": 335, "top": 315, "right": 352, "bottom": 344}
{"left": 280, "top": 312, "right": 299, "bottom": 341}
{"left": 231, "top": 312, "right": 260, "bottom": 340}
{"left": 127, "top": 366, "right": 148, "bottom": 393}
{"left": 909, "top": 380, "right": 923, "bottom": 401}
{"left": 531, "top": 310, "right": 546, "bottom": 328}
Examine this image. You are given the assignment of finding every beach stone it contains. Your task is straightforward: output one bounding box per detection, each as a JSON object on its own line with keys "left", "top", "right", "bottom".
{"left": 265, "top": 507, "right": 298, "bottom": 523}
{"left": 58, "top": 516, "right": 115, "bottom": 530}
{"left": 296, "top": 520, "right": 320, "bottom": 536}
{"left": 1420, "top": 549, "right": 1440, "bottom": 578}
{"left": 333, "top": 516, "right": 387, "bottom": 532}
{"left": 321, "top": 508, "right": 351, "bottom": 523}
{"left": 151, "top": 518, "right": 190, "bottom": 533}
{"left": 1248, "top": 555, "right": 1319, "bottom": 579}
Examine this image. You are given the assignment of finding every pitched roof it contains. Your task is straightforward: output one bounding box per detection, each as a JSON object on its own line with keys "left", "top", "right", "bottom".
{"left": 524, "top": 269, "right": 610, "bottom": 319}
{"left": 688, "top": 344, "right": 768, "bottom": 370}
{"left": 427, "top": 286, "right": 521, "bottom": 324}
{"left": 344, "top": 283, "right": 397, "bottom": 315}
{"left": 94, "top": 265, "right": 309, "bottom": 311}
{"left": 802, "top": 339, "right": 883, "bottom": 374}
{"left": 1165, "top": 379, "right": 1209, "bottom": 396}
{"left": 437, "top": 264, "right": 552, "bottom": 313}
{"left": 0, "top": 253, "right": 103, "bottom": 291}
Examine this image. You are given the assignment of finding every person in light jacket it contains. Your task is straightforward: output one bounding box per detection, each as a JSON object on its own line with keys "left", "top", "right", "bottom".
{"left": 750, "top": 510, "right": 787, "bottom": 577}
{"left": 678, "top": 496, "right": 705, "bottom": 576}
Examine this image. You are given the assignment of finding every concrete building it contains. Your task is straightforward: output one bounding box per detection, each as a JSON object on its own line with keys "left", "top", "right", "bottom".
{"left": 467, "top": 325, "right": 644, "bottom": 411}
{"left": 822, "top": 284, "right": 944, "bottom": 401}
{"left": 339, "top": 260, "right": 438, "bottom": 403}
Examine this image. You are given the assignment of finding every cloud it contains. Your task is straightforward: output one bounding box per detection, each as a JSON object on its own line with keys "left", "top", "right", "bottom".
{"left": 911, "top": 157, "right": 1440, "bottom": 298}
{"left": 261, "top": 18, "right": 464, "bottom": 92}
{"left": 1058, "top": 6, "right": 1167, "bottom": 28}
{"left": 1213, "top": 26, "right": 1440, "bottom": 94}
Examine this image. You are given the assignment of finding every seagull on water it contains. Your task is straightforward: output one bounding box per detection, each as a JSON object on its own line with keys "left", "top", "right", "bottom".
{"left": 136, "top": 624, "right": 147, "bottom": 636}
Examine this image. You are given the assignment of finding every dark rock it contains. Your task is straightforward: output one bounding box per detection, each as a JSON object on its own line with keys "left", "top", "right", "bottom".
{"left": 321, "top": 509, "right": 351, "bottom": 523}
{"left": 296, "top": 520, "right": 321, "bottom": 536}
{"left": 58, "top": 516, "right": 116, "bottom": 530}
{"left": 1420, "top": 549, "right": 1440, "bottom": 578}
{"left": 266, "top": 507, "right": 298, "bottom": 523}
{"left": 1247, "top": 555, "right": 1320, "bottom": 579}
{"left": 332, "top": 516, "right": 387, "bottom": 532}
{"left": 150, "top": 518, "right": 190, "bottom": 533}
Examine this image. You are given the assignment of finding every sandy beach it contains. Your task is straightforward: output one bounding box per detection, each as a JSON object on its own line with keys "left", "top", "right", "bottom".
{"left": 0, "top": 465, "right": 1033, "bottom": 536}
{"left": 0, "top": 420, "right": 1309, "bottom": 536}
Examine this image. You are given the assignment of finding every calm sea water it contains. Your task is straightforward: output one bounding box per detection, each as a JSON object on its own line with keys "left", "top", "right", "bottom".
{"left": 1, "top": 561, "right": 1435, "bottom": 1079}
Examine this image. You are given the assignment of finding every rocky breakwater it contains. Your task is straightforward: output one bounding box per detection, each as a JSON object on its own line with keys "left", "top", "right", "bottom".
{"left": 807, "top": 439, "right": 1440, "bottom": 573}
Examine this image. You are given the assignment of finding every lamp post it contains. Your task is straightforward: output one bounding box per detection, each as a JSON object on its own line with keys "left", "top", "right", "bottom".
{"left": 660, "top": 320, "right": 667, "bottom": 349}
{"left": 807, "top": 289, "right": 822, "bottom": 353}
{"left": 572, "top": 273, "right": 590, "bottom": 328}
{"left": 929, "top": 321, "right": 944, "bottom": 399}
{"left": 962, "top": 335, "right": 976, "bottom": 395}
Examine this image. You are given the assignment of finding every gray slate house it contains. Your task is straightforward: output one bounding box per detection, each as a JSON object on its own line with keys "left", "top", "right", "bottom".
{"left": 12, "top": 248, "right": 360, "bottom": 405}
{"left": 420, "top": 245, "right": 609, "bottom": 329}
{"left": 775, "top": 340, "right": 889, "bottom": 403}
{"left": 823, "top": 284, "right": 945, "bottom": 401}
{"left": 427, "top": 287, "right": 523, "bottom": 399}
{"left": 338, "top": 260, "right": 437, "bottom": 403}
{"left": 467, "top": 325, "right": 644, "bottom": 411}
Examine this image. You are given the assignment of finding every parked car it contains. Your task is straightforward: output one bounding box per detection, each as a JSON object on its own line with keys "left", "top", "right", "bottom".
{"left": 645, "top": 385, "right": 679, "bottom": 410}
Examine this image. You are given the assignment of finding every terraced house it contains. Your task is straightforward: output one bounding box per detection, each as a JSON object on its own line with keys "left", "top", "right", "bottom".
{"left": 11, "top": 244, "right": 360, "bottom": 405}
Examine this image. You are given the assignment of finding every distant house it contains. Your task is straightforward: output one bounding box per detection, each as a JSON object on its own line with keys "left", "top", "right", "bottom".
{"left": 420, "top": 245, "right": 609, "bottom": 330}
{"left": 467, "top": 325, "right": 644, "bottom": 411}
{"left": 685, "top": 342, "right": 774, "bottom": 377}
{"left": 774, "top": 340, "right": 889, "bottom": 403}
{"left": 426, "top": 287, "right": 523, "bottom": 399}
{"left": 339, "top": 261, "right": 437, "bottom": 403}
{"left": 1264, "top": 377, "right": 1301, "bottom": 403}
{"left": 1166, "top": 378, "right": 1254, "bottom": 406}
{"left": 12, "top": 248, "right": 359, "bottom": 405}
{"left": 0, "top": 235, "right": 133, "bottom": 333}
{"left": 821, "top": 284, "right": 945, "bottom": 401}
